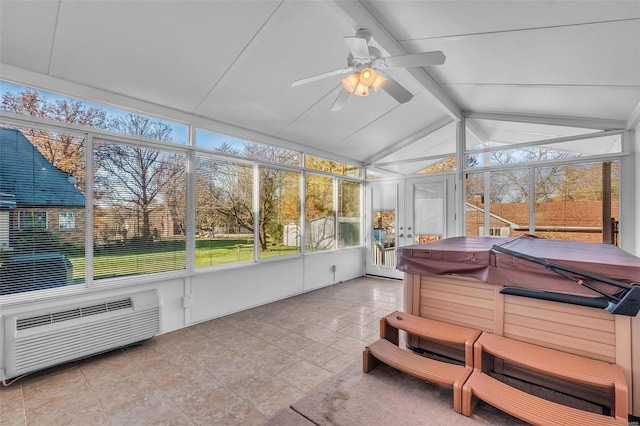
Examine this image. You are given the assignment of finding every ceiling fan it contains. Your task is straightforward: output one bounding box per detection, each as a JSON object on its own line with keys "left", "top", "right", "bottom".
{"left": 291, "top": 28, "right": 446, "bottom": 111}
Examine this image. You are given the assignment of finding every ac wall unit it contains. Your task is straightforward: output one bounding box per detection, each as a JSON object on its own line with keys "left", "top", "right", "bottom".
{"left": 3, "top": 290, "right": 160, "bottom": 381}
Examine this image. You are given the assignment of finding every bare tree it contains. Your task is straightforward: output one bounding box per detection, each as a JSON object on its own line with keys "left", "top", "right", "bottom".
{"left": 197, "top": 142, "right": 298, "bottom": 250}
{"left": 95, "top": 114, "right": 184, "bottom": 240}
{"left": 2, "top": 89, "right": 106, "bottom": 189}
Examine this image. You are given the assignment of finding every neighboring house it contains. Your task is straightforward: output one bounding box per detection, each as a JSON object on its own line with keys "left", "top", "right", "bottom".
{"left": 0, "top": 127, "right": 85, "bottom": 251}
{"left": 466, "top": 200, "right": 620, "bottom": 244}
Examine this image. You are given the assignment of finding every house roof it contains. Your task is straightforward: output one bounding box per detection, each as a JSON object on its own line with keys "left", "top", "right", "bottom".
{"left": 0, "top": 127, "right": 85, "bottom": 208}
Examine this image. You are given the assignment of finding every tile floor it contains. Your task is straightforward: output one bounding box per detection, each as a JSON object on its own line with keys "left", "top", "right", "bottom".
{"left": 0, "top": 276, "right": 404, "bottom": 425}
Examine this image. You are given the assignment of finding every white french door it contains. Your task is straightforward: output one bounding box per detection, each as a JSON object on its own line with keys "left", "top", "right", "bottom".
{"left": 365, "top": 175, "right": 454, "bottom": 279}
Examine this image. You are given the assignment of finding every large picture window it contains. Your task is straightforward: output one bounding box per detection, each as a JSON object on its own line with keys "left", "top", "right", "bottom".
{"left": 93, "top": 140, "right": 187, "bottom": 279}
{"left": 259, "top": 167, "right": 301, "bottom": 259}
{"left": 195, "top": 156, "right": 254, "bottom": 267}
{"left": 0, "top": 127, "right": 86, "bottom": 296}
{"left": 1, "top": 84, "right": 365, "bottom": 300}
{"left": 464, "top": 118, "right": 622, "bottom": 245}
{"left": 305, "top": 174, "right": 334, "bottom": 252}
{"left": 338, "top": 180, "right": 361, "bottom": 247}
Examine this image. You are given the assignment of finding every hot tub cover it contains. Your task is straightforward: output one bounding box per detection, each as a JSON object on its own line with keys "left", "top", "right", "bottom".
{"left": 396, "top": 236, "right": 640, "bottom": 296}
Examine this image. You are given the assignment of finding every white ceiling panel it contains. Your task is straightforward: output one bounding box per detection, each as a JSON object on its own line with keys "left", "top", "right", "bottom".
{"left": 0, "top": 1, "right": 59, "bottom": 73}
{"left": 362, "top": 0, "right": 640, "bottom": 40}
{"left": 375, "top": 121, "right": 457, "bottom": 165}
{"left": 331, "top": 92, "right": 452, "bottom": 161}
{"left": 405, "top": 20, "right": 640, "bottom": 87}
{"left": 466, "top": 118, "right": 601, "bottom": 148}
{"left": 446, "top": 84, "right": 640, "bottom": 122}
{"left": 50, "top": 1, "right": 281, "bottom": 113}
{"left": 195, "top": 1, "right": 356, "bottom": 139}
{"left": 278, "top": 83, "right": 399, "bottom": 158}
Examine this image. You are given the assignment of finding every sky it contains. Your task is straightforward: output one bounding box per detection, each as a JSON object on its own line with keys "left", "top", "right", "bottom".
{"left": 0, "top": 81, "right": 189, "bottom": 144}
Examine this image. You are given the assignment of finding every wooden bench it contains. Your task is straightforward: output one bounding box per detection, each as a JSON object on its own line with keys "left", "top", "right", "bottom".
{"left": 462, "top": 332, "right": 628, "bottom": 425}
{"left": 363, "top": 311, "right": 481, "bottom": 413}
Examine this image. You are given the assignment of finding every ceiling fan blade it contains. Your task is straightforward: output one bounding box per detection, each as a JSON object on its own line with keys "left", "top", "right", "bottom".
{"left": 291, "top": 67, "right": 355, "bottom": 87}
{"left": 382, "top": 77, "right": 413, "bottom": 104}
{"left": 383, "top": 51, "right": 446, "bottom": 68}
{"left": 344, "top": 36, "right": 370, "bottom": 59}
{"left": 330, "top": 88, "right": 351, "bottom": 111}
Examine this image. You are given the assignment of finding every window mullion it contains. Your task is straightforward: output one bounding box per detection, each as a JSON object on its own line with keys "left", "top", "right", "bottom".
{"left": 85, "top": 133, "right": 94, "bottom": 287}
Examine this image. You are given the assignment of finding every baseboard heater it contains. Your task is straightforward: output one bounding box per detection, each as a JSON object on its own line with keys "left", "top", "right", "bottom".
{"left": 3, "top": 290, "right": 160, "bottom": 381}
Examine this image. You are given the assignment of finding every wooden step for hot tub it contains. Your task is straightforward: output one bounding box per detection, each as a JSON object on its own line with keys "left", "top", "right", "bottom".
{"left": 462, "top": 332, "right": 628, "bottom": 425}
{"left": 363, "top": 311, "right": 482, "bottom": 413}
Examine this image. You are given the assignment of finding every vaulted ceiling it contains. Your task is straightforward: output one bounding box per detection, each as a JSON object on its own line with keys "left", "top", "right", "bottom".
{"left": 1, "top": 1, "right": 639, "bottom": 173}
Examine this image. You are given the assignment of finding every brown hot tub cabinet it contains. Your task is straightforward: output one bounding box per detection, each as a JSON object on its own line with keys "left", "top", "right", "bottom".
{"left": 396, "top": 236, "right": 640, "bottom": 416}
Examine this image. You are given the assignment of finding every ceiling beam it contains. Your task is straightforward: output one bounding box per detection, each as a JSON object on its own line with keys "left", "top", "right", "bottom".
{"left": 331, "top": 0, "right": 462, "bottom": 122}
{"left": 465, "top": 111, "right": 627, "bottom": 131}
{"left": 627, "top": 100, "right": 640, "bottom": 130}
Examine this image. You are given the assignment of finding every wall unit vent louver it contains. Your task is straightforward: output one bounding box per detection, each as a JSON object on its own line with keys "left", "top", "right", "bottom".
{"left": 3, "top": 290, "right": 159, "bottom": 381}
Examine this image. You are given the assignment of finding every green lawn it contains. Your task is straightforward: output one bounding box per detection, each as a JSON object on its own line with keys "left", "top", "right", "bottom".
{"left": 65, "top": 238, "right": 298, "bottom": 282}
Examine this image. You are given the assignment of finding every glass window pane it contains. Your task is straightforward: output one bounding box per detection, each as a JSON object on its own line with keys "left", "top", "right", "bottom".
{"left": 413, "top": 182, "right": 444, "bottom": 243}
{"left": 466, "top": 134, "right": 622, "bottom": 168}
{"left": 19, "top": 211, "right": 48, "bottom": 230}
{"left": 196, "top": 129, "right": 300, "bottom": 165}
{"left": 1, "top": 82, "right": 188, "bottom": 144}
{"left": 487, "top": 170, "right": 530, "bottom": 238}
{"left": 259, "top": 167, "right": 301, "bottom": 258}
{"left": 195, "top": 156, "right": 254, "bottom": 267}
{"left": 93, "top": 140, "right": 186, "bottom": 279}
{"left": 0, "top": 127, "right": 85, "bottom": 295}
{"left": 465, "top": 118, "right": 601, "bottom": 150}
{"left": 305, "top": 155, "right": 361, "bottom": 178}
{"left": 465, "top": 172, "right": 485, "bottom": 236}
{"left": 338, "top": 181, "right": 360, "bottom": 248}
{"left": 415, "top": 156, "right": 457, "bottom": 174}
{"left": 305, "top": 174, "right": 334, "bottom": 251}
{"left": 59, "top": 212, "right": 76, "bottom": 230}
{"left": 534, "top": 161, "right": 619, "bottom": 244}
{"left": 371, "top": 184, "right": 396, "bottom": 267}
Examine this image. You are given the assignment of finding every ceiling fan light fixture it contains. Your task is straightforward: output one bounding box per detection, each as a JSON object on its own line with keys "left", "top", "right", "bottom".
{"left": 341, "top": 72, "right": 360, "bottom": 92}
{"left": 359, "top": 67, "right": 377, "bottom": 86}
{"left": 354, "top": 82, "right": 370, "bottom": 96}
{"left": 371, "top": 73, "right": 387, "bottom": 92}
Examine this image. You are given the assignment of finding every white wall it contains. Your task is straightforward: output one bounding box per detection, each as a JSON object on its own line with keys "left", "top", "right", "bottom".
{"left": 0, "top": 248, "right": 365, "bottom": 379}
{"left": 189, "top": 248, "right": 364, "bottom": 325}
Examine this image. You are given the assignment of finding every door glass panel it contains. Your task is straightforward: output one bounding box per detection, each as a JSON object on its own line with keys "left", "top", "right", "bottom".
{"left": 371, "top": 184, "right": 396, "bottom": 268}
{"left": 413, "top": 182, "right": 445, "bottom": 244}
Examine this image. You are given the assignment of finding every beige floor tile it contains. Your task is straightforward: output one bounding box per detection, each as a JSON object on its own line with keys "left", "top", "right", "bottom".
{"left": 250, "top": 343, "right": 304, "bottom": 374}
{"left": 322, "top": 352, "right": 361, "bottom": 374}
{"left": 5, "top": 276, "right": 408, "bottom": 425}
{"left": 174, "top": 386, "right": 267, "bottom": 426}
{"left": 276, "top": 360, "right": 334, "bottom": 393}
{"left": 295, "top": 342, "right": 342, "bottom": 367}
{"left": 226, "top": 369, "right": 290, "bottom": 406}
{"left": 254, "top": 385, "right": 305, "bottom": 418}
{"left": 331, "top": 335, "right": 368, "bottom": 357}
{"left": 0, "top": 384, "right": 26, "bottom": 426}
{"left": 305, "top": 327, "right": 345, "bottom": 346}
{"left": 337, "top": 322, "right": 378, "bottom": 340}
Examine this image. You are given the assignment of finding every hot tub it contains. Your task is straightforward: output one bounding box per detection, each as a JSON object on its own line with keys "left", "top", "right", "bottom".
{"left": 397, "top": 236, "right": 640, "bottom": 415}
